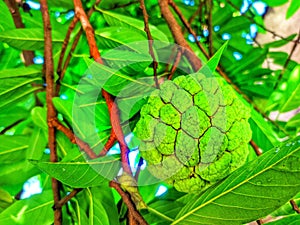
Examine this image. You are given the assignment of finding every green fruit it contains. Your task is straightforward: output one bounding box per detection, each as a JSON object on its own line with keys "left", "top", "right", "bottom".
{"left": 135, "top": 74, "right": 252, "bottom": 193}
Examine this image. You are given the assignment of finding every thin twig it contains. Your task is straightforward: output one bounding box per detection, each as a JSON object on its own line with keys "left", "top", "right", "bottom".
{"left": 54, "top": 188, "right": 83, "bottom": 210}
{"left": 74, "top": 0, "right": 103, "bottom": 64}
{"left": 273, "top": 27, "right": 300, "bottom": 90}
{"left": 110, "top": 181, "right": 148, "bottom": 225}
{"left": 102, "top": 90, "right": 132, "bottom": 174}
{"left": 40, "top": 0, "right": 62, "bottom": 224}
{"left": 168, "top": 47, "right": 183, "bottom": 80}
{"left": 224, "top": 0, "right": 297, "bottom": 43}
{"left": 4, "top": 0, "right": 34, "bottom": 66}
{"left": 250, "top": 139, "right": 261, "bottom": 156}
{"left": 140, "top": 0, "right": 159, "bottom": 88}
{"left": 56, "top": 16, "right": 79, "bottom": 95}
{"left": 159, "top": 0, "right": 202, "bottom": 71}
{"left": 56, "top": 0, "right": 100, "bottom": 95}
{"left": 51, "top": 118, "right": 97, "bottom": 159}
{"left": 290, "top": 200, "right": 300, "bottom": 214}
{"left": 168, "top": 0, "right": 209, "bottom": 59}
{"left": 99, "top": 130, "right": 117, "bottom": 156}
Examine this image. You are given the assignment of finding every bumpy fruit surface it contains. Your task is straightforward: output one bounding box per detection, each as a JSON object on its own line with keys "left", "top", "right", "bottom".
{"left": 135, "top": 74, "right": 252, "bottom": 193}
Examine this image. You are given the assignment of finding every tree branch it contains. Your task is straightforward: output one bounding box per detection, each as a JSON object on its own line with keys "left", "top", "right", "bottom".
{"left": 4, "top": 0, "right": 34, "bottom": 66}
{"left": 51, "top": 118, "right": 98, "bottom": 159}
{"left": 140, "top": 0, "right": 159, "bottom": 88}
{"left": 159, "top": 0, "right": 202, "bottom": 71}
{"left": 40, "top": 0, "right": 61, "bottom": 224}
{"left": 110, "top": 181, "right": 148, "bottom": 225}
{"left": 56, "top": 0, "right": 100, "bottom": 95}
{"left": 290, "top": 200, "right": 300, "bottom": 214}
{"left": 54, "top": 188, "right": 83, "bottom": 210}
{"left": 73, "top": 0, "right": 132, "bottom": 175}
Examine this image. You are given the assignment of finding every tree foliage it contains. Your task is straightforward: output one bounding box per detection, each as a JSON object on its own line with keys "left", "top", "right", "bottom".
{"left": 0, "top": 0, "right": 300, "bottom": 224}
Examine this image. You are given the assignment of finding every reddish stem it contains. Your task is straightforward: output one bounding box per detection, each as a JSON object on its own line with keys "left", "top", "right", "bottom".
{"left": 40, "top": 0, "right": 62, "bottom": 224}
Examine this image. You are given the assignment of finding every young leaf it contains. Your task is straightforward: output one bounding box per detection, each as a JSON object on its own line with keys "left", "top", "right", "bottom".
{"left": 173, "top": 136, "right": 300, "bottom": 225}
{"left": 29, "top": 155, "right": 121, "bottom": 188}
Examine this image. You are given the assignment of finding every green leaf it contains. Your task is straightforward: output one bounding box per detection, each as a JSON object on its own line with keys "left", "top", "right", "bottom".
{"left": 250, "top": 109, "right": 279, "bottom": 151}
{"left": 144, "top": 200, "right": 184, "bottom": 224}
{"left": 0, "top": 160, "right": 40, "bottom": 189}
{"left": 102, "top": 49, "right": 152, "bottom": 74}
{"left": 87, "top": 186, "right": 120, "bottom": 225}
{"left": 0, "top": 65, "right": 42, "bottom": 78}
{"left": 26, "top": 127, "right": 47, "bottom": 161}
{"left": 0, "top": 106, "right": 29, "bottom": 128}
{"left": 95, "top": 26, "right": 149, "bottom": 52}
{"left": 264, "top": 34, "right": 297, "bottom": 48}
{"left": 173, "top": 136, "right": 300, "bottom": 225}
{"left": 29, "top": 155, "right": 121, "bottom": 188}
{"left": 31, "top": 107, "right": 48, "bottom": 131}
{"left": 199, "top": 41, "right": 228, "bottom": 74}
{"left": 82, "top": 57, "right": 154, "bottom": 96}
{"left": 0, "top": 191, "right": 53, "bottom": 225}
{"left": 0, "top": 189, "right": 13, "bottom": 213}
{"left": 262, "top": 0, "right": 288, "bottom": 7}
{"left": 0, "top": 1, "right": 15, "bottom": 31}
{"left": 286, "top": 0, "right": 300, "bottom": 19}
{"left": 0, "top": 77, "right": 41, "bottom": 97}
{"left": 0, "top": 135, "right": 29, "bottom": 163}
{"left": 0, "top": 28, "right": 63, "bottom": 50}
{"left": 96, "top": 7, "right": 168, "bottom": 43}
{"left": 286, "top": 113, "right": 300, "bottom": 128}
{"left": 280, "top": 65, "right": 300, "bottom": 112}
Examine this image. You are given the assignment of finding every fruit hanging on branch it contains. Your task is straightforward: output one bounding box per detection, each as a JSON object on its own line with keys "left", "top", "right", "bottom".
{"left": 135, "top": 74, "right": 252, "bottom": 193}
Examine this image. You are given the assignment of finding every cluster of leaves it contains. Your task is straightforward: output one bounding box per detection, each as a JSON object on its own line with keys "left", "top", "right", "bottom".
{"left": 0, "top": 0, "right": 300, "bottom": 224}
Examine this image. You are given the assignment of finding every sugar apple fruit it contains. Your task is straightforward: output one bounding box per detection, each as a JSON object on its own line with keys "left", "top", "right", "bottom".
{"left": 135, "top": 74, "right": 252, "bottom": 193}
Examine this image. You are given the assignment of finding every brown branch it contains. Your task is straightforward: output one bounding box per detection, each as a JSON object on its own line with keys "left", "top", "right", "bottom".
{"left": 99, "top": 130, "right": 117, "bottom": 156}
{"left": 56, "top": 16, "right": 79, "bottom": 95}
{"left": 4, "top": 0, "right": 34, "bottom": 66}
{"left": 110, "top": 181, "right": 148, "bottom": 225}
{"left": 74, "top": 0, "right": 103, "bottom": 64}
{"left": 102, "top": 90, "right": 132, "bottom": 175}
{"left": 168, "top": 47, "right": 183, "bottom": 80}
{"left": 168, "top": 0, "right": 209, "bottom": 59}
{"left": 250, "top": 139, "right": 262, "bottom": 156}
{"left": 56, "top": 0, "right": 100, "bottom": 95}
{"left": 51, "top": 118, "right": 97, "bottom": 159}
{"left": 159, "top": 0, "right": 202, "bottom": 71}
{"left": 290, "top": 200, "right": 300, "bottom": 214}
{"left": 54, "top": 188, "right": 83, "bottom": 210}
{"left": 273, "top": 27, "right": 300, "bottom": 90}
{"left": 140, "top": 0, "right": 159, "bottom": 88}
{"left": 40, "top": 0, "right": 61, "bottom": 224}
{"left": 73, "top": 0, "right": 132, "bottom": 174}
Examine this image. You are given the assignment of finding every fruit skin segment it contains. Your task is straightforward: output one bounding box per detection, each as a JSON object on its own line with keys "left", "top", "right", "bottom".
{"left": 135, "top": 74, "right": 252, "bottom": 193}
